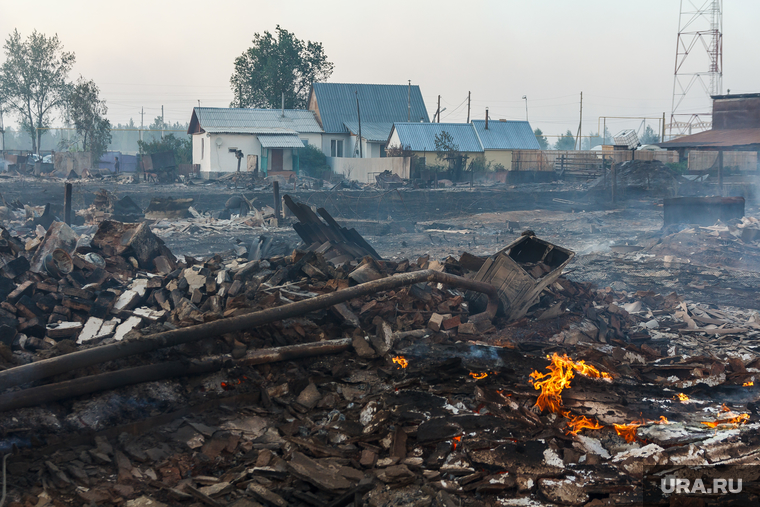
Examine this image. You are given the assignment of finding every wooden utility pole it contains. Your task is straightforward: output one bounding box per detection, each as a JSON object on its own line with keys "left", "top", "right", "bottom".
{"left": 273, "top": 181, "right": 281, "bottom": 227}
{"left": 718, "top": 150, "right": 724, "bottom": 195}
{"left": 64, "top": 183, "right": 72, "bottom": 226}
{"left": 575, "top": 92, "right": 583, "bottom": 150}
{"left": 161, "top": 105, "right": 164, "bottom": 139}
{"left": 356, "top": 91, "right": 362, "bottom": 158}
{"left": 662, "top": 112, "right": 666, "bottom": 142}
{"left": 407, "top": 80, "right": 411, "bottom": 121}
{"left": 437, "top": 95, "right": 441, "bottom": 123}
{"left": 140, "top": 107, "right": 144, "bottom": 143}
{"left": 466, "top": 91, "right": 471, "bottom": 123}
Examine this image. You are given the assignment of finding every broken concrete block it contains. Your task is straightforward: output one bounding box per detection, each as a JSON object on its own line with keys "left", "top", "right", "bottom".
{"left": 295, "top": 383, "right": 321, "bottom": 410}
{"left": 352, "top": 335, "right": 376, "bottom": 358}
{"left": 370, "top": 319, "right": 394, "bottom": 355}
{"left": 153, "top": 256, "right": 174, "bottom": 275}
{"left": 349, "top": 263, "right": 383, "bottom": 284}
{"left": 78, "top": 317, "right": 104, "bottom": 344}
{"left": 428, "top": 313, "right": 450, "bottom": 332}
{"left": 442, "top": 315, "right": 461, "bottom": 330}
{"left": 96, "top": 318, "right": 120, "bottom": 339}
{"left": 46, "top": 321, "right": 82, "bottom": 339}
{"left": 113, "top": 290, "right": 141, "bottom": 313}
{"left": 458, "top": 323, "right": 477, "bottom": 335}
{"left": 183, "top": 268, "right": 208, "bottom": 292}
{"left": 113, "top": 316, "right": 142, "bottom": 341}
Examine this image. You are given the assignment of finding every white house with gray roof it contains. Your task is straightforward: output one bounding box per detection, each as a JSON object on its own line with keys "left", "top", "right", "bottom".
{"left": 187, "top": 107, "right": 323, "bottom": 179}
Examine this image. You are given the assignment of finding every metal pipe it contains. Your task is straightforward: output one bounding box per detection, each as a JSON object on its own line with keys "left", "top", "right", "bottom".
{"left": 0, "top": 339, "right": 353, "bottom": 412}
{"left": 0, "top": 270, "right": 497, "bottom": 392}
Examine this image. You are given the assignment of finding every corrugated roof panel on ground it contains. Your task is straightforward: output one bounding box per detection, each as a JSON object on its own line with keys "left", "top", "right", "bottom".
{"left": 471, "top": 120, "right": 541, "bottom": 150}
{"left": 312, "top": 83, "right": 430, "bottom": 134}
{"left": 191, "top": 108, "right": 323, "bottom": 133}
{"left": 391, "top": 123, "right": 484, "bottom": 153}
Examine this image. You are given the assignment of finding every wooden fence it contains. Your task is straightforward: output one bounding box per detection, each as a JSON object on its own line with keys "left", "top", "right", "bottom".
{"left": 688, "top": 150, "right": 758, "bottom": 172}
{"left": 510, "top": 149, "right": 679, "bottom": 178}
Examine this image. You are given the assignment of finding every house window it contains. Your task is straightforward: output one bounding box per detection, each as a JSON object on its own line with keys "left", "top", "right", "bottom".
{"left": 301, "top": 139, "right": 308, "bottom": 147}
{"left": 201, "top": 138, "right": 204, "bottom": 159}
{"left": 331, "top": 139, "right": 343, "bottom": 157}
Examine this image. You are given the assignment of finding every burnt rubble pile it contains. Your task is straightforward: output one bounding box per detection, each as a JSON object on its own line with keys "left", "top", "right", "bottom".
{"left": 1, "top": 218, "right": 760, "bottom": 506}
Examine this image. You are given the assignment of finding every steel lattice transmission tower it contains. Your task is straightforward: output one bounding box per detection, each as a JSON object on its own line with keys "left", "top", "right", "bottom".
{"left": 669, "top": 0, "right": 723, "bottom": 138}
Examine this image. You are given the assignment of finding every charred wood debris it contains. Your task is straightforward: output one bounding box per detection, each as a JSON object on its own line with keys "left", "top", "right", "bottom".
{"left": 0, "top": 194, "right": 759, "bottom": 507}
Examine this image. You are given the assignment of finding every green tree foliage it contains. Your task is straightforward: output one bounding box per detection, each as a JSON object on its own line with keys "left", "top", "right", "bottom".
{"left": 68, "top": 77, "right": 111, "bottom": 161}
{"left": 534, "top": 128, "right": 549, "bottom": 150}
{"left": 230, "top": 26, "right": 333, "bottom": 109}
{"left": 0, "top": 29, "right": 75, "bottom": 153}
{"left": 640, "top": 124, "right": 660, "bottom": 145}
{"left": 554, "top": 130, "right": 576, "bottom": 151}
{"left": 137, "top": 134, "right": 191, "bottom": 164}
{"left": 298, "top": 143, "right": 331, "bottom": 177}
{"left": 435, "top": 130, "right": 466, "bottom": 178}
{"left": 468, "top": 154, "right": 492, "bottom": 174}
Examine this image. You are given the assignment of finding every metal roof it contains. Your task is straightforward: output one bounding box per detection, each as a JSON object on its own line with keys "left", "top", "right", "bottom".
{"left": 258, "top": 134, "right": 306, "bottom": 149}
{"left": 189, "top": 107, "right": 322, "bottom": 134}
{"left": 390, "top": 123, "right": 484, "bottom": 153}
{"left": 311, "top": 83, "right": 430, "bottom": 134}
{"left": 471, "top": 120, "right": 540, "bottom": 150}
{"left": 660, "top": 128, "right": 760, "bottom": 148}
{"left": 343, "top": 121, "right": 394, "bottom": 143}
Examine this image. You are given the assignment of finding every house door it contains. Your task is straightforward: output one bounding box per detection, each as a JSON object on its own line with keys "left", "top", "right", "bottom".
{"left": 271, "top": 149, "right": 283, "bottom": 171}
{"left": 247, "top": 154, "right": 258, "bottom": 173}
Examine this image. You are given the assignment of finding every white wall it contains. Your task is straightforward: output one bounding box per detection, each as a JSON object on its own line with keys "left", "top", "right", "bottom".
{"left": 299, "top": 133, "right": 322, "bottom": 148}
{"left": 327, "top": 156, "right": 410, "bottom": 183}
{"left": 207, "top": 133, "right": 262, "bottom": 174}
{"left": 192, "top": 133, "right": 211, "bottom": 173}
{"left": 321, "top": 134, "right": 350, "bottom": 158}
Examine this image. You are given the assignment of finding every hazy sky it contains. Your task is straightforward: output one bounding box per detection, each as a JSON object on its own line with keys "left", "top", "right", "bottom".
{"left": 2, "top": 0, "right": 759, "bottom": 140}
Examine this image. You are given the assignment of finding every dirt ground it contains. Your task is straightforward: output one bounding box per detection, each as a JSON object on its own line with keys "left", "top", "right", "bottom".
{"left": 2, "top": 174, "right": 759, "bottom": 310}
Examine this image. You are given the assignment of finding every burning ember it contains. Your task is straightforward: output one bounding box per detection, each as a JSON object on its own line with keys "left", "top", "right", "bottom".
{"left": 701, "top": 413, "right": 750, "bottom": 429}
{"left": 563, "top": 412, "right": 604, "bottom": 435}
{"left": 451, "top": 435, "right": 462, "bottom": 451}
{"left": 744, "top": 381, "right": 754, "bottom": 387}
{"left": 392, "top": 356, "right": 408, "bottom": 368}
{"left": 469, "top": 372, "right": 488, "bottom": 380}
{"left": 529, "top": 353, "right": 611, "bottom": 413}
{"left": 613, "top": 416, "right": 671, "bottom": 443}
{"left": 675, "top": 393, "right": 690, "bottom": 402}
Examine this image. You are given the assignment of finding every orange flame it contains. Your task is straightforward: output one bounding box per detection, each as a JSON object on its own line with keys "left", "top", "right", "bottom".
{"left": 529, "top": 353, "right": 611, "bottom": 413}
{"left": 563, "top": 412, "right": 604, "bottom": 435}
{"left": 392, "top": 356, "right": 408, "bottom": 368}
{"left": 613, "top": 416, "right": 671, "bottom": 443}
{"left": 721, "top": 403, "right": 731, "bottom": 412}
{"left": 613, "top": 421, "right": 642, "bottom": 443}
{"left": 676, "top": 393, "right": 690, "bottom": 402}
{"left": 470, "top": 372, "right": 488, "bottom": 380}
{"left": 743, "top": 381, "right": 754, "bottom": 387}
{"left": 701, "top": 410, "right": 750, "bottom": 429}
{"left": 451, "top": 435, "right": 462, "bottom": 451}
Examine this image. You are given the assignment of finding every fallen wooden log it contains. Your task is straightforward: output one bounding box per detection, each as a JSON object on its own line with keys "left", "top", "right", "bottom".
{"left": 0, "top": 270, "right": 498, "bottom": 391}
{"left": 0, "top": 339, "right": 352, "bottom": 412}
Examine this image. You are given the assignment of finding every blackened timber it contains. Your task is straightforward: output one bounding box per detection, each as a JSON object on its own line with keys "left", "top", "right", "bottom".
{"left": 317, "top": 207, "right": 382, "bottom": 260}
{"left": 284, "top": 194, "right": 382, "bottom": 260}
{"left": 0, "top": 270, "right": 498, "bottom": 392}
